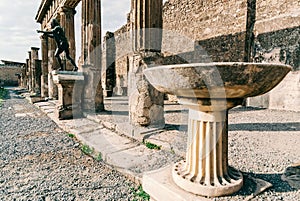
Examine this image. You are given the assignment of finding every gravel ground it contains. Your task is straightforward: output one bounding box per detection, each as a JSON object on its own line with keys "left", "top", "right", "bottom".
{"left": 1, "top": 89, "right": 299, "bottom": 200}
{"left": 0, "top": 90, "right": 141, "bottom": 201}
{"left": 98, "top": 98, "right": 300, "bottom": 200}
{"left": 217, "top": 107, "right": 300, "bottom": 200}
{"left": 164, "top": 104, "right": 300, "bottom": 200}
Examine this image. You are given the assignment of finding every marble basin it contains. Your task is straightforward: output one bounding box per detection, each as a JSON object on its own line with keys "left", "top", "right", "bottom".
{"left": 144, "top": 62, "right": 291, "bottom": 99}
{"left": 143, "top": 62, "right": 291, "bottom": 197}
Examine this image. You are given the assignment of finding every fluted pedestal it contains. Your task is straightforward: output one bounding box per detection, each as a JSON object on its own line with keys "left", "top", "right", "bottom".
{"left": 172, "top": 108, "right": 243, "bottom": 197}
{"left": 143, "top": 62, "right": 291, "bottom": 199}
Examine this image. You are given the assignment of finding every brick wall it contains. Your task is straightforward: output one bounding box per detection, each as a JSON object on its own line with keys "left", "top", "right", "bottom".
{"left": 162, "top": 0, "right": 248, "bottom": 62}
{"left": 0, "top": 65, "right": 23, "bottom": 86}
{"left": 163, "top": 0, "right": 247, "bottom": 40}
{"left": 255, "top": 0, "right": 299, "bottom": 35}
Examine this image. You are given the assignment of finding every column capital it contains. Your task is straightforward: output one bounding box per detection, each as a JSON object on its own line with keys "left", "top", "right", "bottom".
{"left": 59, "top": 6, "right": 76, "bottom": 16}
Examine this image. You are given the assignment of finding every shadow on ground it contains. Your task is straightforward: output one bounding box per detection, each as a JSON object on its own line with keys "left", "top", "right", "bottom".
{"left": 229, "top": 172, "right": 296, "bottom": 198}
{"left": 229, "top": 122, "right": 300, "bottom": 131}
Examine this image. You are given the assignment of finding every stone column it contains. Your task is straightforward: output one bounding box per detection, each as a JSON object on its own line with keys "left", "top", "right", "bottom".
{"left": 27, "top": 51, "right": 33, "bottom": 92}
{"left": 172, "top": 109, "right": 243, "bottom": 197}
{"left": 128, "top": 0, "right": 164, "bottom": 126}
{"left": 81, "top": 0, "right": 104, "bottom": 112}
{"left": 132, "top": 0, "right": 163, "bottom": 52}
{"left": 48, "top": 39, "right": 58, "bottom": 99}
{"left": 40, "top": 36, "right": 49, "bottom": 98}
{"left": 31, "top": 47, "right": 40, "bottom": 94}
{"left": 102, "top": 32, "right": 116, "bottom": 97}
{"left": 33, "top": 60, "right": 42, "bottom": 95}
{"left": 59, "top": 6, "right": 76, "bottom": 71}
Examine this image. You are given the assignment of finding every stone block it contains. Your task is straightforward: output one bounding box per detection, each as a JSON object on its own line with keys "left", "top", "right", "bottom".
{"left": 53, "top": 71, "right": 84, "bottom": 120}
{"left": 143, "top": 166, "right": 211, "bottom": 201}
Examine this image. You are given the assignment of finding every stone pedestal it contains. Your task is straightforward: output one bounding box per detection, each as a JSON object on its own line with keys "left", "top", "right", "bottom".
{"left": 128, "top": 53, "right": 164, "bottom": 127}
{"left": 82, "top": 64, "right": 104, "bottom": 112}
{"left": 172, "top": 108, "right": 243, "bottom": 197}
{"left": 53, "top": 71, "right": 84, "bottom": 120}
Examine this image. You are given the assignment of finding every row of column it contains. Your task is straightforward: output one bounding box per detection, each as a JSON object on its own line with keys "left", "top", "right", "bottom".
{"left": 22, "top": 47, "right": 42, "bottom": 95}
{"left": 38, "top": 0, "right": 164, "bottom": 127}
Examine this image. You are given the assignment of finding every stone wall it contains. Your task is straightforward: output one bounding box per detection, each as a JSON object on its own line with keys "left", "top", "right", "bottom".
{"left": 0, "top": 65, "right": 23, "bottom": 86}
{"left": 247, "top": 0, "right": 300, "bottom": 110}
{"left": 252, "top": 0, "right": 300, "bottom": 70}
{"left": 113, "top": 24, "right": 131, "bottom": 95}
{"left": 162, "top": 0, "right": 248, "bottom": 62}
{"left": 268, "top": 71, "right": 300, "bottom": 111}
{"left": 163, "top": 0, "right": 247, "bottom": 40}
{"left": 108, "top": 0, "right": 299, "bottom": 110}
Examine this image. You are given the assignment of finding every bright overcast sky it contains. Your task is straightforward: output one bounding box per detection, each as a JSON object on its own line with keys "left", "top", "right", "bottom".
{"left": 0, "top": 0, "right": 131, "bottom": 63}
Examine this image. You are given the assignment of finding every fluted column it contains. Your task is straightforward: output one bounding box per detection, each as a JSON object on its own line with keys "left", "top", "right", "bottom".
{"left": 59, "top": 6, "right": 76, "bottom": 71}
{"left": 31, "top": 47, "right": 41, "bottom": 94}
{"left": 81, "top": 0, "right": 104, "bottom": 112}
{"left": 128, "top": 0, "right": 164, "bottom": 127}
{"left": 40, "top": 36, "right": 49, "bottom": 97}
{"left": 132, "top": 0, "right": 163, "bottom": 52}
{"left": 27, "top": 51, "right": 33, "bottom": 92}
{"left": 48, "top": 39, "right": 58, "bottom": 99}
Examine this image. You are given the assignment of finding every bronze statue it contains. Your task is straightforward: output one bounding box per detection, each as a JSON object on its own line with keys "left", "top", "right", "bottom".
{"left": 37, "top": 19, "right": 78, "bottom": 71}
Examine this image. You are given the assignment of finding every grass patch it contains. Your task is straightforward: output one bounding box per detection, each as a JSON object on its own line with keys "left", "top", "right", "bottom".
{"left": 144, "top": 141, "right": 161, "bottom": 150}
{"left": 96, "top": 153, "right": 102, "bottom": 161}
{"left": 0, "top": 87, "right": 8, "bottom": 107}
{"left": 132, "top": 185, "right": 150, "bottom": 201}
{"left": 81, "top": 144, "right": 94, "bottom": 155}
{"left": 67, "top": 133, "right": 75, "bottom": 138}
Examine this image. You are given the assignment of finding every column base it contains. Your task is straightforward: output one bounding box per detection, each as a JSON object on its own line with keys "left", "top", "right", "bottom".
{"left": 172, "top": 160, "right": 243, "bottom": 197}
{"left": 56, "top": 104, "right": 83, "bottom": 120}
{"left": 143, "top": 165, "right": 211, "bottom": 201}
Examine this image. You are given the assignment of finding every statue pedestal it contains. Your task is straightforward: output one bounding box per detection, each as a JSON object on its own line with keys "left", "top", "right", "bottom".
{"left": 53, "top": 71, "right": 84, "bottom": 120}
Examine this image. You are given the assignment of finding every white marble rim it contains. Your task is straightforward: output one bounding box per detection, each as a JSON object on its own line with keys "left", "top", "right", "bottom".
{"left": 145, "top": 62, "right": 292, "bottom": 71}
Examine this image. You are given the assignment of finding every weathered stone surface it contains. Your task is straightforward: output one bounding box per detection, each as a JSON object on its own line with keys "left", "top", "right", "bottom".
{"left": 53, "top": 71, "right": 84, "bottom": 120}
{"left": 128, "top": 54, "right": 165, "bottom": 127}
{"left": 0, "top": 64, "right": 23, "bottom": 86}
{"left": 144, "top": 62, "right": 292, "bottom": 99}
{"left": 82, "top": 64, "right": 104, "bottom": 112}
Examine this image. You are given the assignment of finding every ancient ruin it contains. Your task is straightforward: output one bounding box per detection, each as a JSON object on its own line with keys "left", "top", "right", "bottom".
{"left": 10, "top": 0, "right": 299, "bottom": 199}
{"left": 0, "top": 60, "right": 25, "bottom": 87}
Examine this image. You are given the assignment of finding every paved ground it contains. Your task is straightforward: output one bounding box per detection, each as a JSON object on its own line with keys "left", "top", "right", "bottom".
{"left": 1, "top": 87, "right": 300, "bottom": 200}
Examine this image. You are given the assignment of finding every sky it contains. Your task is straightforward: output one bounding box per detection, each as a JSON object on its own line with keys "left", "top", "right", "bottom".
{"left": 0, "top": 0, "right": 131, "bottom": 63}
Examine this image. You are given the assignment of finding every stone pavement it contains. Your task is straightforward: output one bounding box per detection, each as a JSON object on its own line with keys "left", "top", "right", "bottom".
{"left": 32, "top": 96, "right": 184, "bottom": 184}
{"left": 20, "top": 88, "right": 300, "bottom": 200}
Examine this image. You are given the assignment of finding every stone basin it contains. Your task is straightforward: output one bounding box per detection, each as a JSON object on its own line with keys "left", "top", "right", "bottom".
{"left": 144, "top": 62, "right": 291, "bottom": 99}
{"left": 143, "top": 62, "right": 291, "bottom": 197}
